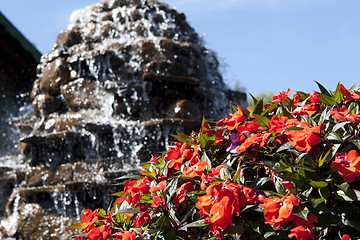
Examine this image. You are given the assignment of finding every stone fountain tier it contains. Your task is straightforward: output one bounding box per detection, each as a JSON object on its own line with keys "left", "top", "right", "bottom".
{"left": 1, "top": 0, "right": 246, "bottom": 239}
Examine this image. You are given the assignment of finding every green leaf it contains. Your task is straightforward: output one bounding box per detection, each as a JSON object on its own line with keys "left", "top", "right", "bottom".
{"left": 318, "top": 93, "right": 336, "bottom": 106}
{"left": 294, "top": 207, "right": 310, "bottom": 220}
{"left": 199, "top": 133, "right": 216, "bottom": 149}
{"left": 297, "top": 91, "right": 310, "bottom": 101}
{"left": 326, "top": 132, "right": 344, "bottom": 143}
{"left": 139, "top": 170, "right": 157, "bottom": 179}
{"left": 115, "top": 174, "right": 141, "bottom": 180}
{"left": 318, "top": 107, "right": 332, "bottom": 124}
{"left": 252, "top": 98, "right": 264, "bottom": 115}
{"left": 310, "top": 181, "right": 328, "bottom": 188}
{"left": 249, "top": 93, "right": 259, "bottom": 106}
{"left": 318, "top": 148, "right": 331, "bottom": 167}
{"left": 315, "top": 81, "right": 332, "bottom": 97}
{"left": 67, "top": 223, "right": 83, "bottom": 230}
{"left": 293, "top": 96, "right": 310, "bottom": 114}
{"left": 113, "top": 208, "right": 142, "bottom": 215}
{"left": 253, "top": 114, "right": 270, "bottom": 129}
{"left": 233, "top": 166, "right": 242, "bottom": 184}
{"left": 310, "top": 197, "right": 325, "bottom": 208}
{"left": 111, "top": 191, "right": 126, "bottom": 197}
{"left": 163, "top": 230, "right": 178, "bottom": 240}
{"left": 201, "top": 152, "right": 212, "bottom": 171}
{"left": 230, "top": 103, "right": 238, "bottom": 114}
{"left": 334, "top": 83, "right": 345, "bottom": 104}
{"left": 262, "top": 101, "right": 280, "bottom": 116}
{"left": 350, "top": 137, "right": 360, "bottom": 149}
{"left": 276, "top": 142, "right": 292, "bottom": 153}
{"left": 264, "top": 232, "right": 276, "bottom": 239}
{"left": 165, "top": 178, "right": 179, "bottom": 203}
{"left": 178, "top": 219, "right": 207, "bottom": 231}
{"left": 170, "top": 132, "right": 194, "bottom": 144}
{"left": 332, "top": 121, "right": 351, "bottom": 132}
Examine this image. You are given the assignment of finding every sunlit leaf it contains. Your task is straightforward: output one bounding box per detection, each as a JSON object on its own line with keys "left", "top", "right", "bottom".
{"left": 318, "top": 93, "right": 336, "bottom": 106}
{"left": 253, "top": 114, "right": 270, "bottom": 129}
{"left": 67, "top": 223, "right": 83, "bottom": 230}
{"left": 315, "top": 80, "right": 332, "bottom": 97}
{"left": 178, "top": 219, "right": 207, "bottom": 231}
{"left": 310, "top": 181, "right": 328, "bottom": 188}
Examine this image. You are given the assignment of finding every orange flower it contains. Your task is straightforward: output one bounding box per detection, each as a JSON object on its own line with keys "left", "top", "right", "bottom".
{"left": 81, "top": 209, "right": 99, "bottom": 232}
{"left": 151, "top": 194, "right": 165, "bottom": 208}
{"left": 235, "top": 132, "right": 270, "bottom": 153}
{"left": 133, "top": 212, "right": 150, "bottom": 227}
{"left": 289, "top": 213, "right": 318, "bottom": 240}
{"left": 339, "top": 83, "right": 360, "bottom": 102}
{"left": 286, "top": 123, "right": 322, "bottom": 152}
{"left": 200, "top": 165, "right": 226, "bottom": 190}
{"left": 330, "top": 107, "right": 360, "bottom": 122}
{"left": 216, "top": 105, "right": 248, "bottom": 130}
{"left": 261, "top": 193, "right": 299, "bottom": 229}
{"left": 123, "top": 177, "right": 151, "bottom": 196}
{"left": 182, "top": 161, "right": 208, "bottom": 177}
{"left": 288, "top": 226, "right": 314, "bottom": 240}
{"left": 149, "top": 180, "right": 166, "bottom": 193}
{"left": 114, "top": 231, "right": 136, "bottom": 240}
{"left": 272, "top": 89, "right": 291, "bottom": 103}
{"left": 164, "top": 142, "right": 195, "bottom": 171}
{"left": 209, "top": 196, "right": 234, "bottom": 229}
{"left": 331, "top": 150, "right": 360, "bottom": 182}
{"left": 150, "top": 154, "right": 161, "bottom": 163}
{"left": 203, "top": 120, "right": 224, "bottom": 147}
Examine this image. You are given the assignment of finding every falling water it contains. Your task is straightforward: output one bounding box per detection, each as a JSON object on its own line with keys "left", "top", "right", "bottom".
{"left": 0, "top": 0, "right": 246, "bottom": 239}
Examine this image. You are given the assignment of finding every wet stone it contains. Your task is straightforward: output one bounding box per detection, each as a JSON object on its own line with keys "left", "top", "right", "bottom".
{"left": 40, "top": 58, "right": 70, "bottom": 96}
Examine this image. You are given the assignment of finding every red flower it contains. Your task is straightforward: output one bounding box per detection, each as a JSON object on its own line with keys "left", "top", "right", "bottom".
{"left": 173, "top": 181, "right": 194, "bottom": 207}
{"left": 331, "top": 150, "right": 360, "bottom": 182}
{"left": 133, "top": 212, "right": 150, "bottom": 227}
{"left": 114, "top": 231, "right": 136, "bottom": 240}
{"left": 289, "top": 213, "right": 318, "bottom": 240}
{"left": 330, "top": 107, "right": 360, "bottom": 122}
{"left": 272, "top": 89, "right": 291, "bottom": 103}
{"left": 235, "top": 132, "right": 271, "bottom": 153}
{"left": 261, "top": 193, "right": 299, "bottom": 229}
{"left": 124, "top": 178, "right": 151, "bottom": 196}
{"left": 339, "top": 83, "right": 360, "bottom": 102}
{"left": 209, "top": 196, "right": 233, "bottom": 229}
{"left": 164, "top": 142, "right": 196, "bottom": 171}
{"left": 288, "top": 226, "right": 314, "bottom": 240}
{"left": 150, "top": 154, "right": 161, "bottom": 163}
{"left": 282, "top": 181, "right": 295, "bottom": 190}
{"left": 200, "top": 165, "right": 226, "bottom": 190}
{"left": 182, "top": 161, "right": 208, "bottom": 177}
{"left": 151, "top": 194, "right": 165, "bottom": 208}
{"left": 76, "top": 237, "right": 87, "bottom": 240}
{"left": 87, "top": 225, "right": 112, "bottom": 240}
{"left": 149, "top": 180, "right": 166, "bottom": 193}
{"left": 286, "top": 123, "right": 322, "bottom": 152}
{"left": 341, "top": 235, "right": 352, "bottom": 240}
{"left": 216, "top": 105, "right": 248, "bottom": 130}
{"left": 203, "top": 120, "right": 224, "bottom": 147}
{"left": 293, "top": 213, "right": 318, "bottom": 229}
{"left": 81, "top": 209, "right": 99, "bottom": 232}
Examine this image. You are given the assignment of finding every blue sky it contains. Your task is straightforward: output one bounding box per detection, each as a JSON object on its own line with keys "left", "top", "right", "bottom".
{"left": 2, "top": 0, "right": 360, "bottom": 97}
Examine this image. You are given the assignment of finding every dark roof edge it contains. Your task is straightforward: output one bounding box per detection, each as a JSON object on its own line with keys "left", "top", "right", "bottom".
{"left": 0, "top": 11, "right": 42, "bottom": 61}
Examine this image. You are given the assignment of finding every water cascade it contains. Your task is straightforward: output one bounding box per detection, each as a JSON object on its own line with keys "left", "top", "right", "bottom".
{"left": 0, "top": 0, "right": 246, "bottom": 239}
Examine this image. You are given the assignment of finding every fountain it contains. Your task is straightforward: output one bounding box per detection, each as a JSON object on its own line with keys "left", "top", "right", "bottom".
{"left": 0, "top": 0, "right": 246, "bottom": 239}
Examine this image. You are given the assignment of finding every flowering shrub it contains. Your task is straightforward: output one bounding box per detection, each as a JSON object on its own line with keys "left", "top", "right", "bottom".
{"left": 72, "top": 83, "right": 360, "bottom": 239}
